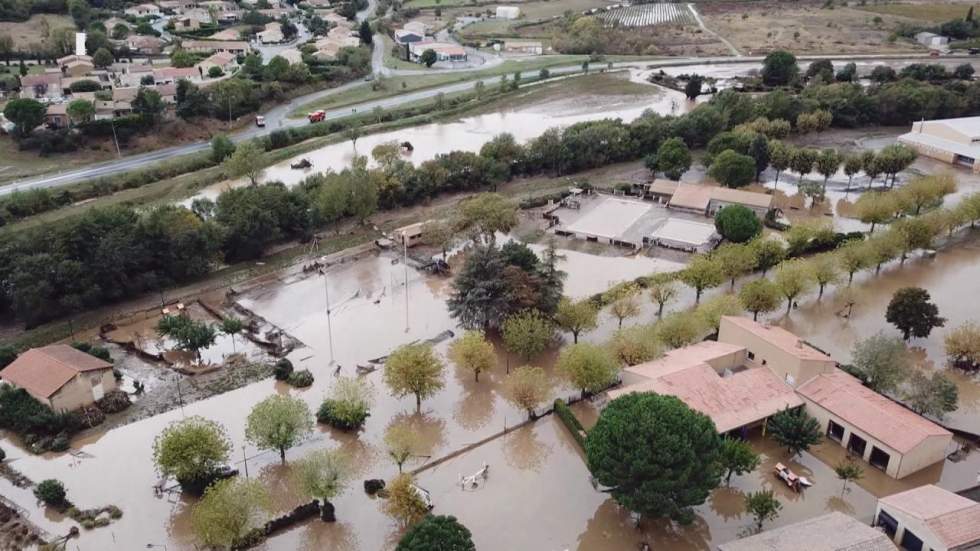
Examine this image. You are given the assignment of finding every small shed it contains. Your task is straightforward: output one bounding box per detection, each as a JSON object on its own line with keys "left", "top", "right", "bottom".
{"left": 0, "top": 345, "right": 116, "bottom": 412}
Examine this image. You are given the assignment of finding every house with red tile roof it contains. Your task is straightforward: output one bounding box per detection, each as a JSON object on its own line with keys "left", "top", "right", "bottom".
{"left": 0, "top": 345, "right": 116, "bottom": 412}
{"left": 875, "top": 485, "right": 980, "bottom": 551}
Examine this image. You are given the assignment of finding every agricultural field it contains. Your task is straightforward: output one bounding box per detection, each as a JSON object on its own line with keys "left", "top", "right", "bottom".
{"left": 597, "top": 2, "right": 697, "bottom": 28}
{"left": 856, "top": 1, "right": 976, "bottom": 23}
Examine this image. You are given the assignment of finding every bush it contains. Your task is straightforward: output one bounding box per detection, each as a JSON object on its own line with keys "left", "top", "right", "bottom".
{"left": 714, "top": 205, "right": 762, "bottom": 243}
{"left": 287, "top": 369, "right": 314, "bottom": 388}
{"left": 96, "top": 390, "right": 131, "bottom": 414}
{"left": 0, "top": 386, "right": 82, "bottom": 440}
{"left": 34, "top": 479, "right": 67, "bottom": 506}
{"left": 554, "top": 399, "right": 586, "bottom": 449}
{"left": 49, "top": 434, "right": 70, "bottom": 452}
{"left": 316, "top": 399, "right": 369, "bottom": 430}
{"left": 273, "top": 359, "right": 293, "bottom": 380}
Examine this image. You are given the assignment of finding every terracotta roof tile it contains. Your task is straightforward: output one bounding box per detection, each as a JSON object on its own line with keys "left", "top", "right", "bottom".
{"left": 879, "top": 485, "right": 980, "bottom": 549}
{"left": 0, "top": 345, "right": 112, "bottom": 399}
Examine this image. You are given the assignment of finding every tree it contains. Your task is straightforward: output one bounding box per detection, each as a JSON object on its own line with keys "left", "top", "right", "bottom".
{"left": 157, "top": 315, "right": 218, "bottom": 361}
{"left": 383, "top": 343, "right": 445, "bottom": 411}
{"left": 714, "top": 205, "right": 762, "bottom": 243}
{"left": 419, "top": 220, "right": 456, "bottom": 259}
{"left": 697, "top": 294, "right": 742, "bottom": 334}
{"left": 454, "top": 193, "right": 517, "bottom": 244}
{"left": 0, "top": 36, "right": 12, "bottom": 66}
{"left": 954, "top": 63, "right": 975, "bottom": 80}
{"left": 609, "top": 324, "right": 662, "bottom": 366}
{"left": 448, "top": 331, "right": 496, "bottom": 382}
{"left": 886, "top": 287, "right": 945, "bottom": 340}
{"left": 945, "top": 321, "right": 980, "bottom": 369}
{"left": 713, "top": 243, "right": 756, "bottom": 289}
{"left": 684, "top": 74, "right": 703, "bottom": 99}
{"left": 851, "top": 332, "right": 910, "bottom": 393}
{"left": 870, "top": 65, "right": 897, "bottom": 83}
{"left": 0, "top": 345, "right": 16, "bottom": 369}
{"left": 836, "top": 62, "right": 858, "bottom": 83}
{"left": 898, "top": 175, "right": 956, "bottom": 215}
{"left": 836, "top": 240, "right": 870, "bottom": 284}
{"left": 656, "top": 312, "right": 702, "bottom": 349}
{"left": 768, "top": 140, "right": 791, "bottom": 190}
{"left": 749, "top": 134, "right": 770, "bottom": 181}
{"left": 719, "top": 437, "right": 760, "bottom": 485}
{"left": 92, "top": 47, "right": 113, "bottom": 68}
{"left": 680, "top": 254, "right": 724, "bottom": 303}
{"left": 65, "top": 99, "right": 95, "bottom": 126}
{"left": 555, "top": 298, "right": 598, "bottom": 343}
{"left": 557, "top": 343, "right": 619, "bottom": 398}
{"left": 809, "top": 253, "right": 840, "bottom": 299}
{"left": 768, "top": 407, "right": 821, "bottom": 457}
{"left": 191, "top": 478, "right": 270, "bottom": 549}
{"left": 892, "top": 218, "right": 935, "bottom": 263}
{"left": 133, "top": 87, "right": 164, "bottom": 124}
{"left": 789, "top": 147, "right": 817, "bottom": 184}
{"left": 359, "top": 20, "right": 373, "bottom": 44}
{"left": 739, "top": 279, "right": 780, "bottom": 321}
{"left": 842, "top": 154, "right": 864, "bottom": 192}
{"left": 586, "top": 393, "right": 721, "bottom": 523}
{"left": 709, "top": 150, "right": 755, "bottom": 188}
{"left": 245, "top": 394, "right": 313, "bottom": 462}
{"left": 806, "top": 59, "right": 835, "bottom": 83}
{"left": 751, "top": 238, "right": 785, "bottom": 275}
{"left": 384, "top": 474, "right": 430, "bottom": 527}
{"left": 397, "top": 515, "right": 475, "bottom": 551}
{"left": 318, "top": 376, "right": 373, "bottom": 430}
{"left": 153, "top": 416, "right": 232, "bottom": 493}
{"left": 815, "top": 148, "right": 840, "bottom": 194}
{"left": 34, "top": 479, "right": 67, "bottom": 506}
{"left": 656, "top": 137, "right": 691, "bottom": 180}
{"left": 504, "top": 366, "right": 552, "bottom": 420}
{"left": 4, "top": 98, "right": 46, "bottom": 138}
{"left": 501, "top": 310, "right": 555, "bottom": 362}
{"left": 223, "top": 140, "right": 265, "bottom": 185}
{"left": 384, "top": 423, "right": 420, "bottom": 473}
{"left": 344, "top": 124, "right": 362, "bottom": 148}
{"left": 609, "top": 288, "right": 641, "bottom": 329}
{"left": 773, "top": 259, "right": 813, "bottom": 314}
{"left": 761, "top": 50, "right": 799, "bottom": 86}
{"left": 648, "top": 281, "right": 677, "bottom": 317}
{"left": 905, "top": 371, "right": 958, "bottom": 419}
{"left": 220, "top": 317, "right": 245, "bottom": 353}
{"left": 744, "top": 490, "right": 781, "bottom": 531}
{"left": 834, "top": 461, "right": 864, "bottom": 495}
{"left": 292, "top": 449, "right": 350, "bottom": 521}
{"left": 420, "top": 48, "right": 437, "bottom": 67}
{"left": 211, "top": 134, "right": 236, "bottom": 163}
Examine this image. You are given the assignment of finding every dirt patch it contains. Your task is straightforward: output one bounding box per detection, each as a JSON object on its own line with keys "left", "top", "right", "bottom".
{"left": 856, "top": 1, "right": 976, "bottom": 23}
{"left": 0, "top": 499, "right": 47, "bottom": 551}
{"left": 701, "top": 1, "right": 926, "bottom": 55}
{"left": 0, "top": 14, "right": 75, "bottom": 50}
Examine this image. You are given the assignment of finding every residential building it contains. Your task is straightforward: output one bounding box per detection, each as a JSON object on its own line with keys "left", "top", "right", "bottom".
{"left": 209, "top": 28, "right": 242, "bottom": 41}
{"left": 158, "top": 0, "right": 196, "bottom": 9}
{"left": 899, "top": 117, "right": 980, "bottom": 173}
{"left": 124, "top": 3, "right": 162, "bottom": 17}
{"left": 717, "top": 316, "right": 837, "bottom": 387}
{"left": 182, "top": 40, "right": 250, "bottom": 54}
{"left": 394, "top": 29, "right": 425, "bottom": 45}
{"left": 57, "top": 54, "right": 95, "bottom": 77}
{"left": 496, "top": 5, "right": 520, "bottom": 19}
{"left": 0, "top": 345, "right": 116, "bottom": 412}
{"left": 718, "top": 511, "right": 897, "bottom": 551}
{"left": 258, "top": 22, "right": 284, "bottom": 44}
{"left": 172, "top": 15, "right": 201, "bottom": 31}
{"left": 314, "top": 33, "right": 359, "bottom": 60}
{"left": 502, "top": 40, "right": 542, "bottom": 55}
{"left": 127, "top": 35, "right": 166, "bottom": 54}
{"left": 113, "top": 62, "right": 155, "bottom": 87}
{"left": 409, "top": 41, "right": 467, "bottom": 62}
{"left": 44, "top": 103, "right": 70, "bottom": 128}
{"left": 153, "top": 66, "right": 201, "bottom": 84}
{"left": 19, "top": 72, "right": 64, "bottom": 100}
{"left": 875, "top": 485, "right": 980, "bottom": 551}
{"left": 393, "top": 221, "right": 432, "bottom": 247}
{"left": 915, "top": 32, "right": 950, "bottom": 49}
{"left": 608, "top": 337, "right": 804, "bottom": 435}
{"left": 644, "top": 180, "right": 773, "bottom": 218}
{"left": 798, "top": 370, "right": 953, "bottom": 479}
{"left": 197, "top": 51, "right": 238, "bottom": 75}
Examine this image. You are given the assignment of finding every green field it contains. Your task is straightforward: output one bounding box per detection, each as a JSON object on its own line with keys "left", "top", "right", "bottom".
{"left": 857, "top": 3, "right": 976, "bottom": 22}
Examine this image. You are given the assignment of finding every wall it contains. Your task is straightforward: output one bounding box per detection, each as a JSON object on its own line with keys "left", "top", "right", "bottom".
{"left": 718, "top": 320, "right": 835, "bottom": 387}
{"left": 49, "top": 369, "right": 116, "bottom": 412}
{"left": 895, "top": 434, "right": 952, "bottom": 479}
{"left": 874, "top": 503, "right": 948, "bottom": 551}
{"left": 801, "top": 397, "right": 909, "bottom": 478}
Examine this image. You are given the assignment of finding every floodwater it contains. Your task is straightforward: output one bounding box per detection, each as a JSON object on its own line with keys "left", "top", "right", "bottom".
{"left": 184, "top": 71, "right": 696, "bottom": 204}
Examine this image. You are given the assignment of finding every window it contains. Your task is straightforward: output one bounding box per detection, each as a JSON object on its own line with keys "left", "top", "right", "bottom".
{"left": 747, "top": 351, "right": 755, "bottom": 360}
{"left": 827, "top": 420, "right": 845, "bottom": 443}
{"left": 869, "top": 447, "right": 891, "bottom": 471}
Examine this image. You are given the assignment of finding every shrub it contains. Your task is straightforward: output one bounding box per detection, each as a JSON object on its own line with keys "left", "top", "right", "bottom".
{"left": 714, "top": 205, "right": 762, "bottom": 243}
{"left": 107, "top": 505, "right": 123, "bottom": 519}
{"left": 34, "top": 479, "right": 67, "bottom": 506}
{"left": 96, "top": 390, "right": 131, "bottom": 414}
{"left": 49, "top": 434, "right": 70, "bottom": 452}
{"left": 287, "top": 369, "right": 314, "bottom": 388}
{"left": 273, "top": 359, "right": 294, "bottom": 380}
{"left": 554, "top": 399, "right": 586, "bottom": 449}
{"left": 81, "top": 519, "right": 95, "bottom": 529}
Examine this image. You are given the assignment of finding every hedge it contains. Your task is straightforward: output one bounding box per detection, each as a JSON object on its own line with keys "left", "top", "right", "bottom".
{"left": 553, "top": 399, "right": 586, "bottom": 450}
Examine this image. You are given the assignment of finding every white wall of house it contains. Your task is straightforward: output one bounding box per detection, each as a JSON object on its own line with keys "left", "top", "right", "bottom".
{"left": 874, "top": 503, "right": 949, "bottom": 551}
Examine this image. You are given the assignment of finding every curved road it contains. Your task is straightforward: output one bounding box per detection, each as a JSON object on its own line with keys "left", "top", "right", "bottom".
{"left": 2, "top": 52, "right": 967, "bottom": 195}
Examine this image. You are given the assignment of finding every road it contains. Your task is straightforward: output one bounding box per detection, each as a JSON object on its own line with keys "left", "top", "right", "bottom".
{"left": 2, "top": 52, "right": 964, "bottom": 195}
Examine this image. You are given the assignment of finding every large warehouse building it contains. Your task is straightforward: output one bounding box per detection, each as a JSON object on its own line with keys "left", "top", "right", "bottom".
{"left": 898, "top": 117, "right": 980, "bottom": 172}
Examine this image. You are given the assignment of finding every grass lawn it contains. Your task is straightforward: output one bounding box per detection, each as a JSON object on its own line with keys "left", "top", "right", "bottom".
{"left": 382, "top": 42, "right": 426, "bottom": 71}
{"left": 856, "top": 2, "right": 975, "bottom": 22}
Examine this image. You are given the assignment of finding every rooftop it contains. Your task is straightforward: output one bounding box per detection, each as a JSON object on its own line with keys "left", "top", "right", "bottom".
{"left": 918, "top": 116, "right": 980, "bottom": 139}
{"left": 797, "top": 370, "right": 952, "bottom": 454}
{"left": 649, "top": 218, "right": 717, "bottom": 247}
{"left": 721, "top": 316, "right": 834, "bottom": 362}
{"left": 663, "top": 182, "right": 773, "bottom": 211}
{"left": 0, "top": 345, "right": 112, "bottom": 399}
{"left": 879, "top": 485, "right": 980, "bottom": 550}
{"left": 668, "top": 182, "right": 713, "bottom": 210}
{"left": 718, "top": 512, "right": 896, "bottom": 551}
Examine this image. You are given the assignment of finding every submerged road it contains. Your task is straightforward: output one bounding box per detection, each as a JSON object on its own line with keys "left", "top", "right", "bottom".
{"left": 2, "top": 52, "right": 967, "bottom": 196}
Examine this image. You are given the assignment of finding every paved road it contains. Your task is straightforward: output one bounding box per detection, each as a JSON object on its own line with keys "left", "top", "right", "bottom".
{"left": 2, "top": 52, "right": 966, "bottom": 195}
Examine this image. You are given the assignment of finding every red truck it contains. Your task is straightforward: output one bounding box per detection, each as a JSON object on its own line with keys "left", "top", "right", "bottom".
{"left": 308, "top": 110, "right": 326, "bottom": 123}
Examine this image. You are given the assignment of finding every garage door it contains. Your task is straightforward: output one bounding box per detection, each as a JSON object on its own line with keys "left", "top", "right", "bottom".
{"left": 900, "top": 529, "right": 924, "bottom": 551}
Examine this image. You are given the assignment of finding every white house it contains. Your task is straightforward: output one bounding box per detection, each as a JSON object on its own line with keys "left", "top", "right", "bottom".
{"left": 899, "top": 117, "right": 980, "bottom": 173}
{"left": 124, "top": 3, "right": 161, "bottom": 17}
{"left": 257, "top": 22, "right": 284, "bottom": 44}
{"left": 495, "top": 5, "right": 520, "bottom": 19}
{"left": 875, "top": 485, "right": 980, "bottom": 551}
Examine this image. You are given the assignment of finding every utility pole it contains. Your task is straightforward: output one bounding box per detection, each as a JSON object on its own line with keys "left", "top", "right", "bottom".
{"left": 320, "top": 268, "right": 335, "bottom": 364}
{"left": 403, "top": 238, "right": 409, "bottom": 333}
{"left": 110, "top": 118, "right": 121, "bottom": 158}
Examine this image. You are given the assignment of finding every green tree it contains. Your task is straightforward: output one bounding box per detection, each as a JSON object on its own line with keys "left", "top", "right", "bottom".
{"left": 836, "top": 240, "right": 870, "bottom": 284}
{"left": 656, "top": 137, "right": 692, "bottom": 180}
{"left": 657, "top": 311, "right": 703, "bottom": 349}
{"left": 815, "top": 148, "right": 841, "bottom": 194}
{"left": 648, "top": 281, "right": 677, "bottom": 317}
{"left": 892, "top": 217, "right": 935, "bottom": 263}
{"left": 4, "top": 98, "right": 46, "bottom": 138}
{"left": 420, "top": 48, "right": 437, "bottom": 67}
{"left": 809, "top": 253, "right": 840, "bottom": 299}
{"left": 684, "top": 74, "right": 703, "bottom": 100}
{"left": 749, "top": 133, "right": 770, "bottom": 181}
{"left": 501, "top": 310, "right": 555, "bottom": 362}
{"left": 384, "top": 474, "right": 430, "bottom": 526}
{"left": 157, "top": 315, "right": 218, "bottom": 361}
{"left": 719, "top": 437, "right": 760, "bottom": 485}
{"left": 767, "top": 407, "right": 822, "bottom": 457}
{"left": 761, "top": 50, "right": 799, "bottom": 86}
{"left": 34, "top": 479, "right": 67, "bottom": 506}
{"left": 945, "top": 321, "right": 980, "bottom": 369}
{"left": 886, "top": 287, "right": 945, "bottom": 340}
{"left": 852, "top": 331, "right": 913, "bottom": 393}
{"left": 586, "top": 393, "right": 721, "bottom": 523}
{"left": 833, "top": 460, "right": 864, "bottom": 495}
{"left": 739, "top": 279, "right": 781, "bottom": 321}
{"left": 448, "top": 330, "right": 496, "bottom": 382}
{"left": 773, "top": 259, "right": 813, "bottom": 314}
{"left": 359, "top": 19, "right": 373, "bottom": 44}
{"left": 453, "top": 193, "right": 518, "bottom": 244}
{"left": 292, "top": 449, "right": 350, "bottom": 521}
{"left": 191, "top": 478, "right": 270, "bottom": 549}
{"left": 843, "top": 154, "right": 864, "bottom": 192}
{"left": 768, "top": 140, "right": 791, "bottom": 190}
{"left": 397, "top": 515, "right": 475, "bottom": 551}
{"left": 744, "top": 490, "right": 781, "bottom": 530}
{"left": 66, "top": 99, "right": 95, "bottom": 125}
{"left": 223, "top": 140, "right": 265, "bottom": 185}
{"left": 504, "top": 365, "right": 552, "bottom": 420}
{"left": 714, "top": 205, "right": 762, "bottom": 243}
{"left": 152, "top": 416, "right": 232, "bottom": 493}
{"left": 92, "top": 47, "right": 113, "bottom": 68}
{"left": 318, "top": 376, "right": 373, "bottom": 430}
{"left": 133, "top": 87, "right": 164, "bottom": 124}
{"left": 245, "top": 394, "right": 313, "bottom": 462}
{"left": 790, "top": 147, "right": 817, "bottom": 184}
{"left": 210, "top": 134, "right": 236, "bottom": 163}
{"left": 555, "top": 298, "right": 598, "bottom": 343}
{"left": 0, "top": 345, "right": 16, "bottom": 369}
{"left": 384, "top": 423, "right": 420, "bottom": 473}
{"left": 854, "top": 191, "right": 896, "bottom": 232}
{"left": 609, "top": 324, "right": 662, "bottom": 366}
{"left": 680, "top": 254, "right": 724, "bottom": 303}
{"left": 383, "top": 343, "right": 446, "bottom": 411}
{"left": 709, "top": 149, "right": 756, "bottom": 188}
{"left": 696, "top": 294, "right": 743, "bottom": 333}
{"left": 905, "top": 371, "right": 958, "bottom": 419}
{"left": 557, "top": 343, "right": 620, "bottom": 397}
{"left": 608, "top": 287, "right": 641, "bottom": 329}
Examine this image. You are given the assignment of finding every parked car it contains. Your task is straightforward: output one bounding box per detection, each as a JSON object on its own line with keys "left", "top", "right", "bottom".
{"left": 308, "top": 110, "right": 326, "bottom": 123}
{"left": 255, "top": 115, "right": 266, "bottom": 127}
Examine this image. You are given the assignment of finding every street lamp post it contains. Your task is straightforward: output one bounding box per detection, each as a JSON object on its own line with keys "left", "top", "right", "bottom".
{"left": 319, "top": 268, "right": 335, "bottom": 364}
